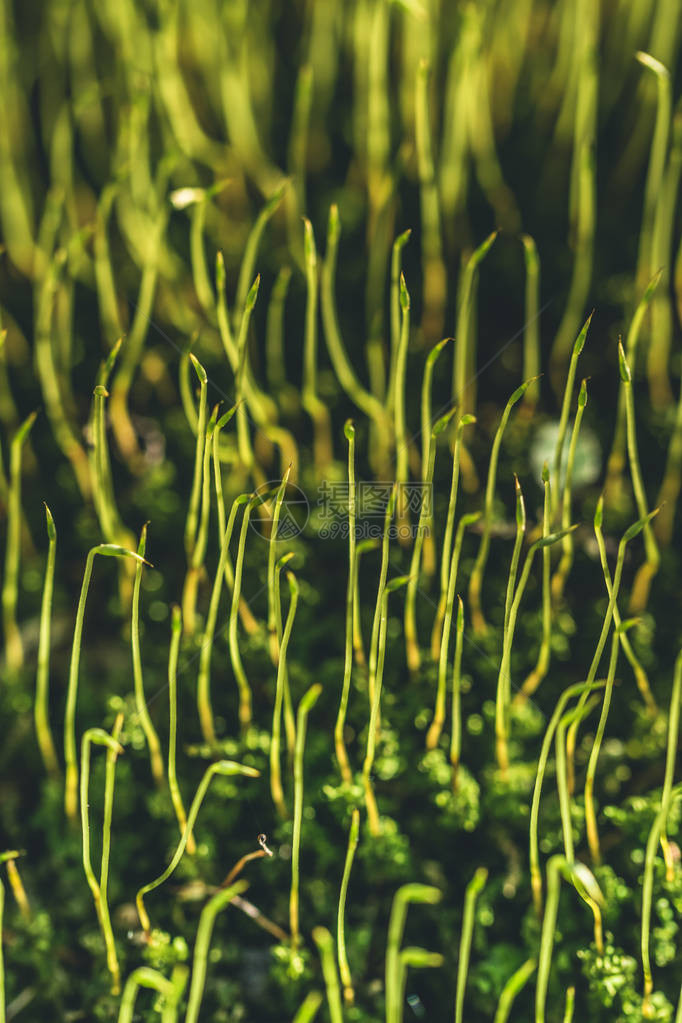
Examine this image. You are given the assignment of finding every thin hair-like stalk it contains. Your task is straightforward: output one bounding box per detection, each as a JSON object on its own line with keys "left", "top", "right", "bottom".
{"left": 337, "top": 809, "right": 360, "bottom": 1005}
{"left": 593, "top": 499, "right": 656, "bottom": 712}
{"left": 290, "top": 684, "right": 322, "bottom": 951}
{"left": 468, "top": 377, "right": 535, "bottom": 634}
{"left": 2, "top": 409, "right": 36, "bottom": 678}
{"left": 520, "top": 236, "right": 540, "bottom": 415}
{"left": 235, "top": 275, "right": 261, "bottom": 473}
{"left": 292, "top": 991, "right": 323, "bottom": 1023}
{"left": 136, "top": 761, "right": 259, "bottom": 935}
{"left": 183, "top": 352, "right": 208, "bottom": 561}
{"left": 454, "top": 868, "right": 487, "bottom": 1023}
{"left": 604, "top": 270, "right": 661, "bottom": 510}
{"left": 555, "top": 696, "right": 600, "bottom": 864}
{"left": 302, "top": 219, "right": 332, "bottom": 476}
{"left": 529, "top": 680, "right": 605, "bottom": 917}
{"left": 387, "top": 229, "right": 412, "bottom": 419}
{"left": 271, "top": 571, "right": 299, "bottom": 819}
{"left": 335, "top": 421, "right": 358, "bottom": 784}
{"left": 267, "top": 467, "right": 292, "bottom": 666}
{"left": 368, "top": 486, "right": 397, "bottom": 712}
{"left": 452, "top": 231, "right": 497, "bottom": 418}
{"left": 167, "top": 606, "right": 194, "bottom": 854}
{"left": 641, "top": 649, "right": 682, "bottom": 1012}
{"left": 565, "top": 505, "right": 659, "bottom": 794}
{"left": 363, "top": 576, "right": 410, "bottom": 836}
{"left": 518, "top": 464, "right": 552, "bottom": 702}
{"left": 494, "top": 958, "right": 537, "bottom": 1023}
{"left": 353, "top": 538, "right": 380, "bottom": 668}
{"left": 419, "top": 337, "right": 453, "bottom": 580}
{"left": 312, "top": 927, "right": 344, "bottom": 1023}
{"left": 432, "top": 512, "right": 481, "bottom": 750}
{"left": 393, "top": 273, "right": 411, "bottom": 536}
{"left": 415, "top": 59, "right": 446, "bottom": 340}
{"left": 449, "top": 597, "right": 465, "bottom": 788}
{"left": 405, "top": 403, "right": 458, "bottom": 673}
{"left": 64, "top": 544, "right": 148, "bottom": 821}
{"left": 131, "top": 525, "right": 164, "bottom": 785}
{"left": 618, "top": 342, "right": 660, "bottom": 612}
{"left": 385, "top": 884, "right": 442, "bottom": 1023}
{"left": 117, "top": 965, "right": 188, "bottom": 1023}
{"left": 551, "top": 313, "right": 592, "bottom": 522}
{"left": 496, "top": 524, "right": 577, "bottom": 778}
{"left": 551, "top": 379, "right": 588, "bottom": 605}
{"left": 431, "top": 415, "right": 475, "bottom": 659}
{"left": 197, "top": 493, "right": 249, "bottom": 746}
{"left": 35, "top": 504, "right": 59, "bottom": 777}
{"left": 185, "top": 881, "right": 250, "bottom": 1023}
{"left": 80, "top": 720, "right": 125, "bottom": 994}
{"left": 182, "top": 404, "right": 217, "bottom": 636}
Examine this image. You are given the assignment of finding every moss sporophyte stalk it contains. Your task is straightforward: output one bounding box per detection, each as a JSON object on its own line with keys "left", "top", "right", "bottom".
{"left": 5, "top": 4, "right": 682, "bottom": 1020}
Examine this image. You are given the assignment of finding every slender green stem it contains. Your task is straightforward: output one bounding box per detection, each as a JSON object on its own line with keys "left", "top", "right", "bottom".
{"left": 235, "top": 274, "right": 261, "bottom": 471}
{"left": 136, "top": 760, "right": 259, "bottom": 935}
{"left": 387, "top": 229, "right": 412, "bottom": 419}
{"left": 520, "top": 236, "right": 540, "bottom": 414}
{"left": 364, "top": 577, "right": 409, "bottom": 836}
{"left": 268, "top": 469, "right": 292, "bottom": 664}
{"left": 2, "top": 409, "right": 36, "bottom": 677}
{"left": 593, "top": 507, "right": 656, "bottom": 712}
{"left": 494, "top": 958, "right": 537, "bottom": 1023}
{"left": 80, "top": 721, "right": 124, "bottom": 994}
{"left": 131, "top": 525, "right": 164, "bottom": 785}
{"left": 394, "top": 274, "right": 410, "bottom": 525}
{"left": 302, "top": 219, "right": 332, "bottom": 475}
{"left": 551, "top": 378, "right": 588, "bottom": 605}
{"left": 619, "top": 342, "right": 660, "bottom": 612}
{"left": 435, "top": 512, "right": 481, "bottom": 749}
{"left": 312, "top": 927, "right": 343, "bottom": 1023}
{"left": 519, "top": 464, "right": 552, "bottom": 701}
{"left": 184, "top": 353, "right": 208, "bottom": 560}
{"left": 229, "top": 494, "right": 261, "bottom": 731}
{"left": 529, "top": 681, "right": 605, "bottom": 917}
{"left": 337, "top": 809, "right": 360, "bottom": 1006}
{"left": 292, "top": 991, "right": 323, "bottom": 1023}
{"left": 449, "top": 597, "right": 465, "bottom": 788}
{"left": 64, "top": 544, "right": 147, "bottom": 821}
{"left": 290, "top": 684, "right": 322, "bottom": 951}
{"left": 468, "top": 376, "right": 535, "bottom": 634}
{"left": 415, "top": 59, "right": 445, "bottom": 340}
{"left": 555, "top": 696, "right": 600, "bottom": 863}
{"left": 585, "top": 628, "right": 624, "bottom": 865}
{"left": 167, "top": 605, "right": 194, "bottom": 854}
{"left": 454, "top": 868, "right": 487, "bottom": 1023}
{"left": 496, "top": 524, "right": 576, "bottom": 777}
{"left": 551, "top": 313, "right": 592, "bottom": 521}
{"left": 335, "top": 421, "right": 357, "bottom": 784}
{"left": 185, "top": 881, "right": 249, "bottom": 1023}
{"left": 266, "top": 265, "right": 293, "bottom": 395}
{"left": 117, "top": 964, "right": 188, "bottom": 1023}
{"left": 35, "top": 504, "right": 59, "bottom": 777}
{"left": 385, "top": 884, "right": 442, "bottom": 1023}
{"left": 563, "top": 986, "right": 575, "bottom": 1023}
{"left": 406, "top": 405, "right": 458, "bottom": 673}
{"left": 431, "top": 415, "right": 475, "bottom": 659}
{"left": 271, "top": 571, "right": 299, "bottom": 819}
{"left": 198, "top": 494, "right": 249, "bottom": 745}
{"left": 453, "top": 231, "right": 498, "bottom": 418}
{"left": 368, "top": 486, "right": 397, "bottom": 711}
{"left": 641, "top": 649, "right": 682, "bottom": 1009}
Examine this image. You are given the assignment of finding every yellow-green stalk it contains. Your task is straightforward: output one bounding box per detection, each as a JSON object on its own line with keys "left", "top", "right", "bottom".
{"left": 337, "top": 809, "right": 360, "bottom": 1005}
{"left": 271, "top": 571, "right": 299, "bottom": 819}
{"left": 185, "top": 881, "right": 250, "bottom": 1023}
{"left": 35, "top": 504, "right": 59, "bottom": 778}
{"left": 551, "top": 313, "right": 592, "bottom": 522}
{"left": 302, "top": 218, "right": 332, "bottom": 476}
{"left": 64, "top": 544, "right": 148, "bottom": 821}
{"left": 494, "top": 958, "right": 537, "bottom": 1023}
{"left": 131, "top": 525, "right": 164, "bottom": 785}
{"left": 419, "top": 338, "right": 454, "bottom": 580}
{"left": 453, "top": 231, "right": 497, "bottom": 418}
{"left": 312, "top": 927, "right": 344, "bottom": 1023}
{"left": 290, "top": 684, "right": 323, "bottom": 951}
{"left": 454, "top": 868, "right": 488, "bottom": 1023}
{"left": 415, "top": 59, "right": 445, "bottom": 340}
{"left": 551, "top": 379, "right": 588, "bottom": 605}
{"left": 468, "top": 376, "right": 535, "bottom": 634}
{"left": 2, "top": 409, "right": 36, "bottom": 677}
{"left": 385, "top": 884, "right": 442, "bottom": 1023}
{"left": 335, "top": 421, "right": 358, "bottom": 784}
{"left": 520, "top": 236, "right": 541, "bottom": 415}
{"left": 80, "top": 719, "right": 125, "bottom": 994}
{"left": 117, "top": 965, "right": 188, "bottom": 1023}
{"left": 518, "top": 464, "right": 552, "bottom": 702}
{"left": 136, "top": 760, "right": 259, "bottom": 935}
{"left": 431, "top": 415, "right": 475, "bottom": 659}
{"left": 405, "top": 404, "right": 458, "bottom": 674}
{"left": 167, "top": 606, "right": 194, "bottom": 855}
